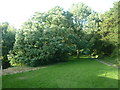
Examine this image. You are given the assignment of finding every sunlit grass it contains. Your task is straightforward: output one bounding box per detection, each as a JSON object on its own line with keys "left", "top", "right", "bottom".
{"left": 98, "top": 71, "right": 118, "bottom": 80}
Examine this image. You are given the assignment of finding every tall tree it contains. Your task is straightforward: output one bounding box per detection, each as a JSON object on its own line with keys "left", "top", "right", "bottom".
{"left": 69, "top": 2, "right": 92, "bottom": 58}
{"left": 84, "top": 11, "right": 103, "bottom": 57}
{"left": 0, "top": 22, "right": 16, "bottom": 69}
{"left": 9, "top": 6, "right": 74, "bottom": 66}
{"left": 99, "top": 1, "right": 119, "bottom": 56}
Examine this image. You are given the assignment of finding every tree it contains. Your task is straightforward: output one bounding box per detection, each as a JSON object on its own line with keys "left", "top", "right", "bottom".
{"left": 69, "top": 2, "right": 92, "bottom": 58}
{"left": 84, "top": 11, "right": 103, "bottom": 57}
{"left": 0, "top": 22, "right": 16, "bottom": 69}
{"left": 85, "top": 1, "right": 119, "bottom": 59}
{"left": 99, "top": 1, "right": 119, "bottom": 57}
{"left": 9, "top": 6, "right": 74, "bottom": 66}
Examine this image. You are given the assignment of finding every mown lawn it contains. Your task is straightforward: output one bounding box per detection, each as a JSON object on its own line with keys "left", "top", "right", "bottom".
{"left": 2, "top": 56, "right": 118, "bottom": 88}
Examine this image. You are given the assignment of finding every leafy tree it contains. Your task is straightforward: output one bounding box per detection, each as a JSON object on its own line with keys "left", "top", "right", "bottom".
{"left": 99, "top": 1, "right": 119, "bottom": 57}
{"left": 84, "top": 11, "right": 103, "bottom": 57}
{"left": 9, "top": 6, "right": 74, "bottom": 66}
{"left": 85, "top": 1, "right": 119, "bottom": 59}
{"left": 0, "top": 22, "right": 16, "bottom": 69}
{"left": 69, "top": 2, "right": 92, "bottom": 58}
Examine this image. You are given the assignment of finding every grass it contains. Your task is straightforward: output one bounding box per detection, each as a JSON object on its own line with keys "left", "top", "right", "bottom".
{"left": 2, "top": 66, "right": 46, "bottom": 75}
{"left": 2, "top": 56, "right": 118, "bottom": 88}
{"left": 99, "top": 55, "right": 120, "bottom": 67}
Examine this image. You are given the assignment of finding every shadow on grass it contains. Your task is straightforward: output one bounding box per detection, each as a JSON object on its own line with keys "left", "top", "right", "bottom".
{"left": 55, "top": 76, "right": 118, "bottom": 88}
{"left": 90, "top": 76, "right": 118, "bottom": 88}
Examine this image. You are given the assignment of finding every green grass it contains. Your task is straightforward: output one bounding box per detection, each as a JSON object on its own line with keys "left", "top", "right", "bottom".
{"left": 99, "top": 55, "right": 120, "bottom": 66}
{"left": 2, "top": 56, "right": 118, "bottom": 88}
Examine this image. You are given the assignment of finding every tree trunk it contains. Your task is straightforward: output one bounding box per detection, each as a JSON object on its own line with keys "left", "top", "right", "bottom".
{"left": 77, "top": 49, "right": 80, "bottom": 59}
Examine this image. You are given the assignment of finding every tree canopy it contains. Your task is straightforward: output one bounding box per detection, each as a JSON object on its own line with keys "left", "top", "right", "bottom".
{"left": 1, "top": 1, "right": 119, "bottom": 68}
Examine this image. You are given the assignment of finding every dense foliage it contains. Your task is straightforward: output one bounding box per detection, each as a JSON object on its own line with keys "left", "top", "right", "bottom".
{"left": 100, "top": 1, "right": 119, "bottom": 56}
{"left": 0, "top": 22, "right": 16, "bottom": 69}
{"left": 1, "top": 1, "right": 119, "bottom": 67}
{"left": 8, "top": 7, "right": 74, "bottom": 66}
{"left": 99, "top": 1, "right": 119, "bottom": 64}
{"left": 69, "top": 3, "right": 92, "bottom": 58}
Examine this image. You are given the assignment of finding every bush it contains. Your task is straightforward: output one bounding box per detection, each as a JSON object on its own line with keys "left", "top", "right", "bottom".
{"left": 2, "top": 59, "right": 10, "bottom": 69}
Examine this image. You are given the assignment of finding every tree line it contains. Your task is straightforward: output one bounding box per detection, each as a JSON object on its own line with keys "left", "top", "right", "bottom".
{"left": 0, "top": 1, "right": 119, "bottom": 69}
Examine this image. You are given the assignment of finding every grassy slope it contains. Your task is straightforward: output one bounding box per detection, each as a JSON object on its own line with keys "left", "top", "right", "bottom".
{"left": 2, "top": 56, "right": 118, "bottom": 88}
